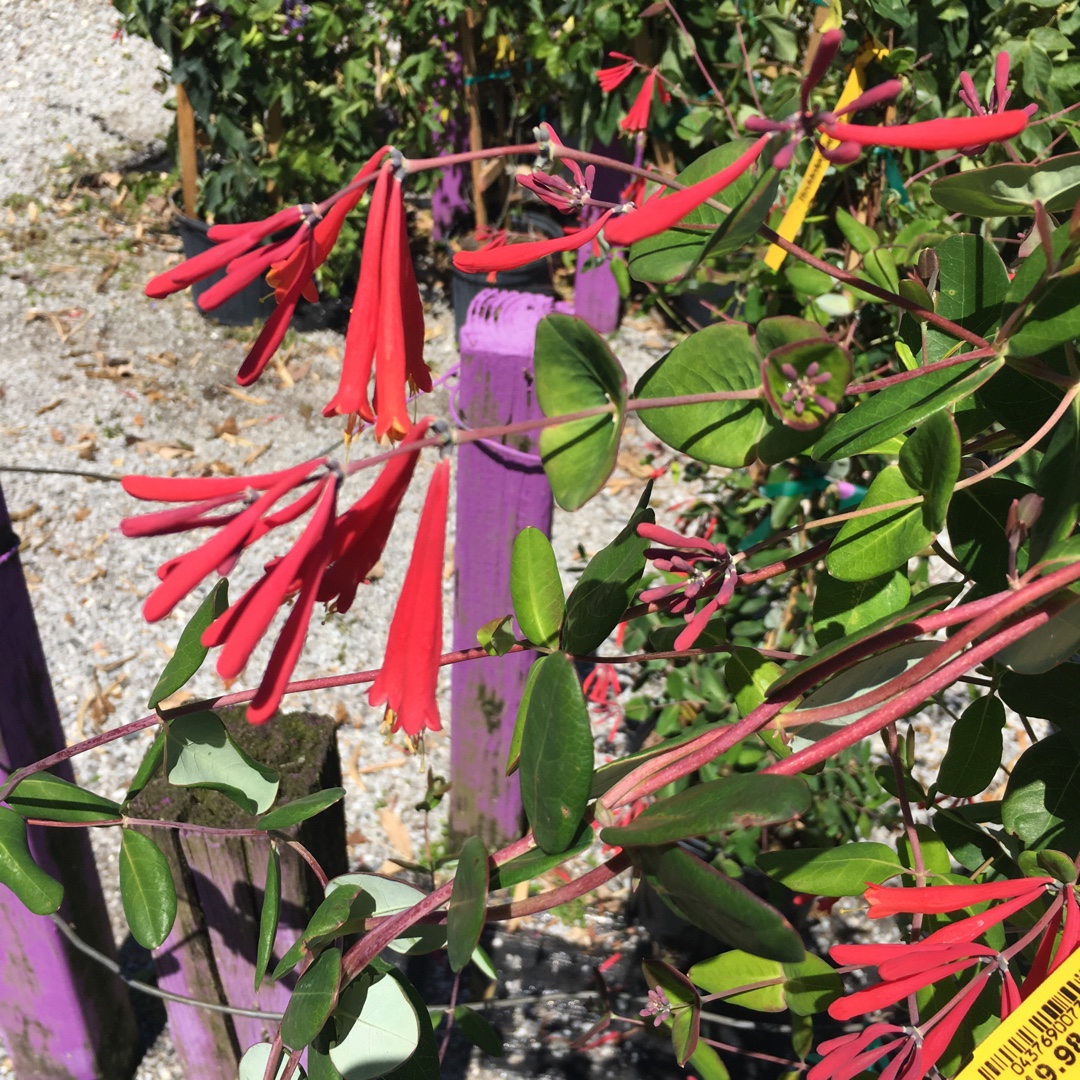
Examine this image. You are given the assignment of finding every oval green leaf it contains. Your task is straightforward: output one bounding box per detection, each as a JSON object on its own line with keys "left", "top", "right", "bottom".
{"left": 937, "top": 696, "right": 1006, "bottom": 798}
{"left": 756, "top": 842, "right": 903, "bottom": 895}
{"left": 898, "top": 408, "right": 961, "bottom": 532}
{"left": 238, "top": 1044, "right": 306, "bottom": 1080}
{"left": 535, "top": 314, "right": 627, "bottom": 511}
{"left": 149, "top": 579, "right": 229, "bottom": 709}
{"left": 601, "top": 775, "right": 810, "bottom": 847}
{"left": 258, "top": 788, "right": 346, "bottom": 832}
{"left": 510, "top": 528, "right": 564, "bottom": 648}
{"left": 826, "top": 466, "right": 933, "bottom": 581}
{"left": 1003, "top": 732, "right": 1080, "bottom": 854}
{"left": 447, "top": 836, "right": 489, "bottom": 973}
{"left": 7, "top": 773, "right": 121, "bottom": 823}
{"left": 452, "top": 1005, "right": 504, "bottom": 1057}
{"left": 165, "top": 710, "right": 279, "bottom": 815}
{"left": 119, "top": 828, "right": 177, "bottom": 949}
{"left": 0, "top": 807, "right": 63, "bottom": 915}
{"left": 932, "top": 153, "right": 1080, "bottom": 217}
{"left": 254, "top": 843, "right": 281, "bottom": 992}
{"left": 281, "top": 945, "right": 342, "bottom": 1050}
{"left": 519, "top": 652, "right": 594, "bottom": 855}
{"left": 330, "top": 970, "right": 420, "bottom": 1080}
{"left": 325, "top": 874, "right": 446, "bottom": 956}
{"left": 812, "top": 570, "right": 911, "bottom": 647}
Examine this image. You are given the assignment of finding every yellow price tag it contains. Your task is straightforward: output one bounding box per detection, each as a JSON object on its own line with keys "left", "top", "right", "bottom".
{"left": 763, "top": 38, "right": 889, "bottom": 271}
{"left": 957, "top": 946, "right": 1080, "bottom": 1080}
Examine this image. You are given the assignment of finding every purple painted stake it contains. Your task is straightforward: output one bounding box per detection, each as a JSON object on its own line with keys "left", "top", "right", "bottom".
{"left": 575, "top": 243, "right": 621, "bottom": 334}
{"left": 0, "top": 482, "right": 138, "bottom": 1079}
{"left": 450, "top": 290, "right": 561, "bottom": 847}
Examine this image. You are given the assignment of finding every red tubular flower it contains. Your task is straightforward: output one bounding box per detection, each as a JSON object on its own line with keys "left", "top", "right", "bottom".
{"left": 323, "top": 164, "right": 431, "bottom": 439}
{"left": 453, "top": 210, "right": 613, "bottom": 275}
{"left": 808, "top": 1024, "right": 905, "bottom": 1080}
{"left": 603, "top": 136, "right": 769, "bottom": 247}
{"left": 958, "top": 53, "right": 1037, "bottom": 154}
{"left": 596, "top": 52, "right": 637, "bottom": 93}
{"left": 819, "top": 110, "right": 1031, "bottom": 151}
{"left": 368, "top": 457, "right": 450, "bottom": 739}
{"left": 828, "top": 956, "right": 985, "bottom": 1022}
{"left": 517, "top": 124, "right": 595, "bottom": 214}
{"left": 121, "top": 457, "right": 328, "bottom": 623}
{"left": 317, "top": 418, "right": 434, "bottom": 613}
{"left": 865, "top": 876, "right": 1052, "bottom": 919}
{"left": 620, "top": 69, "right": 660, "bottom": 133}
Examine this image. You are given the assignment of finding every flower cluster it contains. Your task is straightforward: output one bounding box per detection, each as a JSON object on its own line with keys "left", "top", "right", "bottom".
{"left": 636, "top": 523, "right": 737, "bottom": 651}
{"left": 596, "top": 53, "right": 671, "bottom": 134}
{"left": 517, "top": 124, "right": 596, "bottom": 214}
{"left": 958, "top": 52, "right": 1038, "bottom": 155}
{"left": 121, "top": 419, "right": 447, "bottom": 730}
{"left": 813, "top": 875, "right": 1080, "bottom": 1080}
{"left": 745, "top": 29, "right": 1030, "bottom": 168}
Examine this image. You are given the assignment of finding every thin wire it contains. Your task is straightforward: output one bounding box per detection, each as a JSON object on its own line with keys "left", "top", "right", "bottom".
{"left": 0, "top": 464, "right": 124, "bottom": 483}
{"left": 49, "top": 913, "right": 285, "bottom": 1021}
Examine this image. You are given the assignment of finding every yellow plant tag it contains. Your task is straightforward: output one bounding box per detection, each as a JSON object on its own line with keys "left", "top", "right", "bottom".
{"left": 957, "top": 946, "right": 1080, "bottom": 1080}
{"left": 763, "top": 38, "right": 889, "bottom": 272}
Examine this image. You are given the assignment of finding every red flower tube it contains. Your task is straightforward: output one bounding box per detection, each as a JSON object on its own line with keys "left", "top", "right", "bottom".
{"left": 865, "top": 876, "right": 1052, "bottom": 918}
{"left": 596, "top": 52, "right": 637, "bottom": 93}
{"left": 453, "top": 211, "right": 613, "bottom": 275}
{"left": 603, "top": 135, "right": 769, "bottom": 247}
{"left": 819, "top": 110, "right": 1030, "bottom": 151}
{"left": 368, "top": 457, "right": 450, "bottom": 739}
{"left": 620, "top": 69, "right": 659, "bottom": 133}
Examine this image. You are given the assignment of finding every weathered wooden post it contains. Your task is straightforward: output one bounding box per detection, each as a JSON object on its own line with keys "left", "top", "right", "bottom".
{"left": 0, "top": 483, "right": 138, "bottom": 1079}
{"left": 450, "top": 290, "right": 561, "bottom": 847}
{"left": 128, "top": 709, "right": 347, "bottom": 1077}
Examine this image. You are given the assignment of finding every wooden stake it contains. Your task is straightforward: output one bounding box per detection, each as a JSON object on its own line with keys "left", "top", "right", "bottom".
{"left": 175, "top": 82, "right": 199, "bottom": 218}
{"left": 459, "top": 10, "right": 487, "bottom": 230}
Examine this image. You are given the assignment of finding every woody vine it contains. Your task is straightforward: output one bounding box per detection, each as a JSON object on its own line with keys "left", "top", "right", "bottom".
{"left": 7, "top": 7, "right": 1080, "bottom": 1080}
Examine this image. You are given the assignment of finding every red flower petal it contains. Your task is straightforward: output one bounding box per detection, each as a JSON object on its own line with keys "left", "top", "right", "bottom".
{"left": 597, "top": 55, "right": 637, "bottom": 93}
{"left": 603, "top": 136, "right": 769, "bottom": 247}
{"left": 620, "top": 70, "right": 657, "bottom": 133}
{"left": 453, "top": 210, "right": 613, "bottom": 274}
{"left": 865, "top": 877, "right": 1051, "bottom": 918}
{"left": 921, "top": 887, "right": 1050, "bottom": 945}
{"left": 828, "top": 957, "right": 983, "bottom": 1021}
{"left": 368, "top": 457, "right": 450, "bottom": 738}
{"left": 312, "top": 145, "right": 389, "bottom": 266}
{"left": 120, "top": 491, "right": 244, "bottom": 538}
{"left": 819, "top": 110, "right": 1030, "bottom": 151}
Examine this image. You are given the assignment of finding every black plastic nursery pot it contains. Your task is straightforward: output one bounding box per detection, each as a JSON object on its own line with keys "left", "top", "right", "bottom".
{"left": 174, "top": 205, "right": 277, "bottom": 327}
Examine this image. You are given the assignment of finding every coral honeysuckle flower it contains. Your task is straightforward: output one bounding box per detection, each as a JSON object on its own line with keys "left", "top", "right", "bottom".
{"left": 620, "top": 69, "right": 669, "bottom": 134}
{"left": 596, "top": 52, "right": 637, "bottom": 93}
{"left": 323, "top": 161, "right": 432, "bottom": 442}
{"left": 121, "top": 457, "right": 332, "bottom": 622}
{"left": 517, "top": 124, "right": 595, "bottom": 214}
{"left": 865, "top": 876, "right": 1053, "bottom": 918}
{"left": 368, "top": 456, "right": 451, "bottom": 740}
{"left": 603, "top": 135, "right": 770, "bottom": 247}
{"left": 745, "top": 28, "right": 1030, "bottom": 168}
{"left": 959, "top": 51, "right": 1038, "bottom": 154}
{"left": 317, "top": 418, "right": 435, "bottom": 614}
{"left": 453, "top": 210, "right": 614, "bottom": 275}
{"left": 636, "top": 522, "right": 738, "bottom": 650}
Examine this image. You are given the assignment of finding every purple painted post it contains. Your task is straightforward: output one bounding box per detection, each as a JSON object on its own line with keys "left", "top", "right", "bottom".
{"left": 575, "top": 241, "right": 621, "bottom": 334}
{"left": 450, "top": 290, "right": 560, "bottom": 848}
{"left": 0, "top": 482, "right": 138, "bottom": 1079}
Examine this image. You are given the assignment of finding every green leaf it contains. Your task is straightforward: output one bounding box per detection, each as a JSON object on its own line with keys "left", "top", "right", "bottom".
{"left": 510, "top": 528, "right": 564, "bottom": 648}
{"left": 125, "top": 729, "right": 165, "bottom": 806}
{"left": 1032, "top": 393, "right": 1080, "bottom": 561}
{"left": 726, "top": 647, "right": 784, "bottom": 717}
{"left": 487, "top": 822, "right": 593, "bottom": 889}
{"left": 835, "top": 208, "right": 878, "bottom": 254}
{"left": 0, "top": 807, "right": 63, "bottom": 915}
{"left": 6, "top": 773, "right": 121, "bottom": 823}
{"left": 761, "top": 338, "right": 851, "bottom": 431}
{"left": 505, "top": 657, "right": 541, "bottom": 777}
{"left": 634, "top": 324, "right": 773, "bottom": 467}
{"left": 381, "top": 968, "right": 441, "bottom": 1080}
{"left": 535, "top": 315, "right": 627, "bottom": 511}
{"left": 931, "top": 153, "right": 1080, "bottom": 217}
{"left": 898, "top": 409, "right": 961, "bottom": 532}
{"left": 860, "top": 248, "right": 901, "bottom": 296}
{"left": 258, "top": 788, "right": 346, "bottom": 832}
{"left": 447, "top": 836, "right": 488, "bottom": 973}
{"left": 643, "top": 960, "right": 700, "bottom": 1065}
{"left": 476, "top": 615, "right": 516, "bottom": 657}
{"left": 687, "top": 1040, "right": 731, "bottom": 1080}
{"left": 812, "top": 571, "right": 910, "bottom": 648}
{"left": 330, "top": 970, "right": 421, "bottom": 1080}
{"left": 756, "top": 842, "right": 903, "bottom": 895}
{"left": 601, "top": 775, "right": 810, "bottom": 847}
{"left": 119, "top": 828, "right": 177, "bottom": 949}
{"left": 627, "top": 140, "right": 772, "bottom": 283}
{"left": 948, "top": 479, "right": 1033, "bottom": 585}
{"left": 281, "top": 946, "right": 341, "bottom": 1050}
{"left": 902, "top": 235, "right": 1010, "bottom": 363}
{"left": 452, "top": 1006, "right": 504, "bottom": 1057}
{"left": 996, "top": 600, "right": 1080, "bottom": 674}
{"left": 164, "top": 711, "right": 280, "bottom": 815}
{"left": 148, "top": 580, "right": 229, "bottom": 708}
{"left": 937, "top": 696, "right": 1006, "bottom": 798}
{"left": 272, "top": 885, "right": 364, "bottom": 981}
{"left": 325, "top": 874, "right": 446, "bottom": 956}
{"left": 826, "top": 466, "right": 933, "bottom": 581}
{"left": 642, "top": 845, "right": 805, "bottom": 963}
{"left": 238, "top": 1044, "right": 307, "bottom": 1080}
{"left": 783, "top": 953, "right": 844, "bottom": 1015}
{"left": 254, "top": 844, "right": 281, "bottom": 992}
{"left": 812, "top": 357, "right": 1002, "bottom": 461}
{"left": 690, "top": 951, "right": 785, "bottom": 1012}
{"left": 1003, "top": 732, "right": 1080, "bottom": 855}
{"left": 999, "top": 665, "right": 1080, "bottom": 723}
{"left": 561, "top": 483, "right": 653, "bottom": 654}
{"left": 519, "top": 652, "right": 594, "bottom": 854}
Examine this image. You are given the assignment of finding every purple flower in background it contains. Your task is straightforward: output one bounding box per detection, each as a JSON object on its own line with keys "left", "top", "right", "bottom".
{"left": 282, "top": 0, "right": 311, "bottom": 38}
